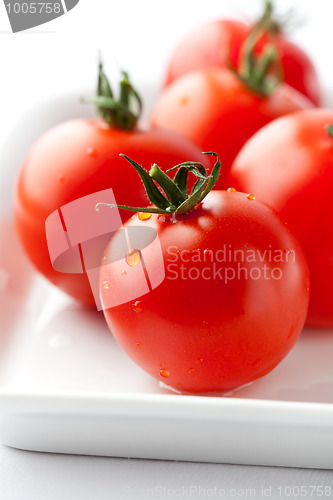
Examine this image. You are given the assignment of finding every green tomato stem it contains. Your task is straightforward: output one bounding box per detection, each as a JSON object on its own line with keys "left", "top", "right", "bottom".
{"left": 235, "top": 0, "right": 283, "bottom": 96}
{"left": 96, "top": 152, "right": 221, "bottom": 216}
{"left": 149, "top": 164, "right": 186, "bottom": 207}
{"left": 89, "top": 61, "right": 142, "bottom": 130}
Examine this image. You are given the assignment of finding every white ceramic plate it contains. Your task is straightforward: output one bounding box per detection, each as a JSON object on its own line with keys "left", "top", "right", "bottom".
{"left": 0, "top": 88, "right": 332, "bottom": 469}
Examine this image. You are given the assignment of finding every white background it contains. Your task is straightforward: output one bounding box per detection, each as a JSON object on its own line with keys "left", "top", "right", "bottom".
{"left": 0, "top": 0, "right": 333, "bottom": 498}
{"left": 0, "top": 0, "right": 332, "bottom": 142}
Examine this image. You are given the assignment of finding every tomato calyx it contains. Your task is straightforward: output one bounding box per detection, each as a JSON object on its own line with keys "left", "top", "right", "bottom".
{"left": 256, "top": 0, "right": 280, "bottom": 36}
{"left": 96, "top": 152, "right": 221, "bottom": 215}
{"left": 326, "top": 125, "right": 333, "bottom": 138}
{"left": 89, "top": 61, "right": 142, "bottom": 131}
{"left": 256, "top": 0, "right": 299, "bottom": 36}
{"left": 234, "top": 0, "right": 283, "bottom": 96}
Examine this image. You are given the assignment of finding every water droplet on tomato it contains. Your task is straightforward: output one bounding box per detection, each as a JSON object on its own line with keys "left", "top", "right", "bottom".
{"left": 159, "top": 369, "right": 170, "bottom": 378}
{"left": 87, "top": 147, "right": 98, "bottom": 158}
{"left": 125, "top": 249, "right": 141, "bottom": 267}
{"left": 227, "top": 187, "right": 236, "bottom": 192}
{"left": 249, "top": 358, "right": 261, "bottom": 367}
{"left": 203, "top": 249, "right": 213, "bottom": 262}
{"left": 287, "top": 327, "right": 294, "bottom": 339}
{"left": 195, "top": 358, "right": 203, "bottom": 364}
{"left": 247, "top": 193, "right": 256, "bottom": 200}
{"left": 103, "top": 280, "right": 110, "bottom": 290}
{"left": 133, "top": 300, "right": 142, "bottom": 313}
{"left": 188, "top": 368, "right": 195, "bottom": 374}
{"left": 179, "top": 96, "right": 189, "bottom": 105}
{"left": 121, "top": 271, "right": 127, "bottom": 278}
{"left": 136, "top": 342, "right": 143, "bottom": 348}
{"left": 138, "top": 212, "right": 152, "bottom": 221}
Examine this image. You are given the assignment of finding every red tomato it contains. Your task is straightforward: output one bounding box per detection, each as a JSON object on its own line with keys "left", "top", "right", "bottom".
{"left": 100, "top": 155, "right": 309, "bottom": 393}
{"left": 164, "top": 19, "right": 248, "bottom": 86}
{"left": 151, "top": 67, "right": 313, "bottom": 184}
{"left": 228, "top": 108, "right": 333, "bottom": 327}
{"left": 165, "top": 13, "right": 321, "bottom": 107}
{"left": 14, "top": 120, "right": 210, "bottom": 307}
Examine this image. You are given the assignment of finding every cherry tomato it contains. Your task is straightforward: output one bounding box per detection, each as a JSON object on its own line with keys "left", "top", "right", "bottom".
{"left": 228, "top": 109, "right": 333, "bottom": 327}
{"left": 151, "top": 67, "right": 313, "bottom": 184}
{"left": 164, "top": 19, "right": 248, "bottom": 86}
{"left": 14, "top": 67, "right": 209, "bottom": 307}
{"left": 164, "top": 4, "right": 321, "bottom": 106}
{"left": 100, "top": 154, "right": 309, "bottom": 393}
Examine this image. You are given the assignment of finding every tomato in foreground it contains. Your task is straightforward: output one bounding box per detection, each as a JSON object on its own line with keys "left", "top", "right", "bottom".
{"left": 164, "top": 0, "right": 321, "bottom": 106}
{"left": 99, "top": 153, "right": 309, "bottom": 393}
{"left": 229, "top": 109, "right": 333, "bottom": 328}
{"left": 14, "top": 65, "right": 209, "bottom": 306}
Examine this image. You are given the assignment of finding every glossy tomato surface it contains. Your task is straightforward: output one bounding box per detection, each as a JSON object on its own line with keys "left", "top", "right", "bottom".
{"left": 165, "top": 18, "right": 321, "bottom": 106}
{"left": 100, "top": 190, "right": 309, "bottom": 393}
{"left": 14, "top": 119, "right": 210, "bottom": 306}
{"left": 229, "top": 109, "right": 333, "bottom": 327}
{"left": 151, "top": 67, "right": 313, "bottom": 183}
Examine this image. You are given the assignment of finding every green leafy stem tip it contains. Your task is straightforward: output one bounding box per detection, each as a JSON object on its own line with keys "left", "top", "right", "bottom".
{"left": 87, "top": 59, "right": 142, "bottom": 130}
{"left": 96, "top": 152, "right": 221, "bottom": 215}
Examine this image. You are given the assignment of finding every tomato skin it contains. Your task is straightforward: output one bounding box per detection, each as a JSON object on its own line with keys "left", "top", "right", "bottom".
{"left": 100, "top": 191, "right": 309, "bottom": 393}
{"left": 228, "top": 109, "right": 333, "bottom": 328}
{"left": 165, "top": 20, "right": 248, "bottom": 86}
{"left": 14, "top": 119, "right": 210, "bottom": 306}
{"left": 275, "top": 34, "right": 321, "bottom": 108}
{"left": 165, "top": 19, "right": 321, "bottom": 106}
{"left": 151, "top": 67, "right": 313, "bottom": 184}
